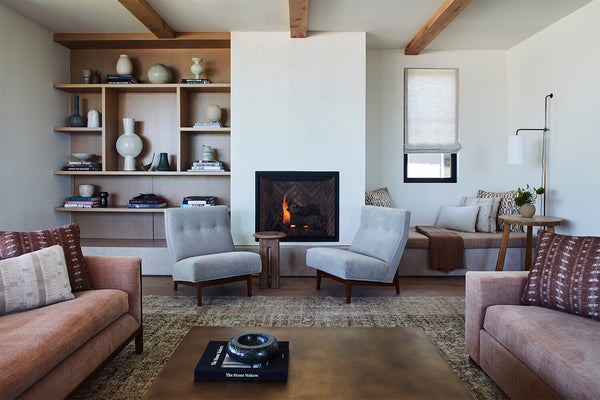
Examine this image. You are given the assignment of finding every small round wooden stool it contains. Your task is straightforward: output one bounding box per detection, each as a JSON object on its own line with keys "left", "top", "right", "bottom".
{"left": 253, "top": 231, "right": 286, "bottom": 289}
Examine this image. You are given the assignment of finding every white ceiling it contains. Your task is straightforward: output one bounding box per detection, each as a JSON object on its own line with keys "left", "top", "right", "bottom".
{"left": 0, "top": 0, "right": 593, "bottom": 49}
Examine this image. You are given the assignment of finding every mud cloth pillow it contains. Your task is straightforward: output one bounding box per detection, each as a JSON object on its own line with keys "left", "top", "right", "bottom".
{"left": 0, "top": 223, "right": 92, "bottom": 291}
{"left": 365, "top": 187, "right": 392, "bottom": 207}
{"left": 522, "top": 230, "right": 600, "bottom": 320}
{"left": 0, "top": 245, "right": 75, "bottom": 315}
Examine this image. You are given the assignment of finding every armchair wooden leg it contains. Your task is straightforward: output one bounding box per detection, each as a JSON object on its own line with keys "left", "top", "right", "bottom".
{"left": 247, "top": 274, "right": 252, "bottom": 297}
{"left": 196, "top": 284, "right": 202, "bottom": 306}
{"left": 316, "top": 270, "right": 322, "bottom": 290}
{"left": 345, "top": 282, "right": 352, "bottom": 304}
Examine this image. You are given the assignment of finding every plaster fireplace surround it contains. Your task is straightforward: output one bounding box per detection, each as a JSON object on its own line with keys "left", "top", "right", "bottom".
{"left": 255, "top": 171, "right": 339, "bottom": 242}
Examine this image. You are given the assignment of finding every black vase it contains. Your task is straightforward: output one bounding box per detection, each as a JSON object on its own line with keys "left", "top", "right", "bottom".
{"left": 156, "top": 153, "right": 171, "bottom": 171}
{"left": 68, "top": 95, "right": 86, "bottom": 127}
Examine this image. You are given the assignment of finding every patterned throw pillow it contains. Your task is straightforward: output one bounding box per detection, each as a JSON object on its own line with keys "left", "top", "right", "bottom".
{"left": 477, "top": 190, "right": 523, "bottom": 232}
{"left": 522, "top": 230, "right": 600, "bottom": 320}
{"left": 0, "top": 245, "right": 75, "bottom": 315}
{"left": 365, "top": 187, "right": 392, "bottom": 207}
{"left": 0, "top": 223, "right": 92, "bottom": 291}
{"left": 460, "top": 196, "right": 500, "bottom": 233}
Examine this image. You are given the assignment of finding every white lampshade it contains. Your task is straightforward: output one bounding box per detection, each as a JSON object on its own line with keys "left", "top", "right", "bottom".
{"left": 507, "top": 134, "right": 526, "bottom": 165}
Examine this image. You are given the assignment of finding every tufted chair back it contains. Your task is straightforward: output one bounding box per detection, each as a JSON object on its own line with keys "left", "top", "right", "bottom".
{"left": 164, "top": 206, "right": 235, "bottom": 264}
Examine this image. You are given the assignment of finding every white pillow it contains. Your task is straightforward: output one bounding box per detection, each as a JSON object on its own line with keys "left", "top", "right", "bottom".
{"left": 436, "top": 205, "right": 480, "bottom": 233}
{"left": 0, "top": 245, "right": 74, "bottom": 315}
{"left": 460, "top": 196, "right": 501, "bottom": 233}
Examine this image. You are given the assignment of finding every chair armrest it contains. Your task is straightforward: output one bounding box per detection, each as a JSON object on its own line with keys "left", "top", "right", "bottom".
{"left": 465, "top": 271, "right": 529, "bottom": 364}
{"left": 85, "top": 256, "right": 142, "bottom": 326}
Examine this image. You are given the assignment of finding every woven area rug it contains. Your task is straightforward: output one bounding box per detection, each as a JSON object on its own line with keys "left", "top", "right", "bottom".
{"left": 76, "top": 295, "right": 507, "bottom": 400}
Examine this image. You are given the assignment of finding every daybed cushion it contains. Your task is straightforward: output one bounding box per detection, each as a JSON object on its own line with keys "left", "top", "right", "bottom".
{"left": 483, "top": 305, "right": 600, "bottom": 400}
{"left": 0, "top": 245, "right": 74, "bottom": 315}
{"left": 0, "top": 289, "right": 129, "bottom": 399}
{"left": 522, "top": 230, "right": 600, "bottom": 320}
{"left": 0, "top": 224, "right": 92, "bottom": 291}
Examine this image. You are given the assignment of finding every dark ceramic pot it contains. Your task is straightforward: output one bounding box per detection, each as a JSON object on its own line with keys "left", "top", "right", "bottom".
{"left": 226, "top": 332, "right": 279, "bottom": 364}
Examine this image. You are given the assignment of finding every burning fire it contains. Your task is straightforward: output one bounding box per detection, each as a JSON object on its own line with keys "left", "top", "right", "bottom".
{"left": 282, "top": 195, "right": 291, "bottom": 224}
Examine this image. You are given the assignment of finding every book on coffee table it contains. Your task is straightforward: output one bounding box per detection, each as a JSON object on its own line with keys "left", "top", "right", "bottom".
{"left": 194, "top": 341, "right": 289, "bottom": 381}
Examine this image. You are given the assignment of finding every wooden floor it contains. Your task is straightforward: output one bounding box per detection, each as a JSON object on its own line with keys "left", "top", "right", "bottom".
{"left": 142, "top": 276, "right": 465, "bottom": 298}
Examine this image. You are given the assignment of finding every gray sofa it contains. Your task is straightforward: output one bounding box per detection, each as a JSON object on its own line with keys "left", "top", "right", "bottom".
{"left": 465, "top": 271, "right": 600, "bottom": 399}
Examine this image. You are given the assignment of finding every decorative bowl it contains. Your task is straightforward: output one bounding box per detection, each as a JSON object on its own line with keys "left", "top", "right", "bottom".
{"left": 226, "top": 332, "right": 279, "bottom": 364}
{"left": 72, "top": 153, "right": 96, "bottom": 162}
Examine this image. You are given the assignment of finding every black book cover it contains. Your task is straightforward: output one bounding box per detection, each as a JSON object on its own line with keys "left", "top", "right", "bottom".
{"left": 194, "top": 341, "right": 289, "bottom": 381}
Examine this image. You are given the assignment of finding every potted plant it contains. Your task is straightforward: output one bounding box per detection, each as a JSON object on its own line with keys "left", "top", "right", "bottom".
{"left": 514, "top": 185, "right": 545, "bottom": 217}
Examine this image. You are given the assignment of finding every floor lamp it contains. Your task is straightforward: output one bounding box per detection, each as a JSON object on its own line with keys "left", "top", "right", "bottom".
{"left": 507, "top": 93, "right": 553, "bottom": 216}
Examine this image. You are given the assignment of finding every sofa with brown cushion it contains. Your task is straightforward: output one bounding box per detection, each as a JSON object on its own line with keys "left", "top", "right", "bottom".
{"left": 466, "top": 271, "right": 600, "bottom": 400}
{"left": 0, "top": 255, "right": 143, "bottom": 399}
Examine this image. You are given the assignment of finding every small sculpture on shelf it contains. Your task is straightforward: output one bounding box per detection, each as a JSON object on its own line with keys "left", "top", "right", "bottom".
{"left": 116, "top": 117, "right": 143, "bottom": 171}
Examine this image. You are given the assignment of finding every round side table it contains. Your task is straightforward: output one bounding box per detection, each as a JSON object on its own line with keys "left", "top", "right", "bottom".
{"left": 253, "top": 231, "right": 286, "bottom": 288}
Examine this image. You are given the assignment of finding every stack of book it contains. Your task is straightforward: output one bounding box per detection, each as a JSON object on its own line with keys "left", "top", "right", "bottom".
{"left": 64, "top": 196, "right": 100, "bottom": 208}
{"left": 181, "top": 78, "right": 212, "bottom": 84}
{"left": 62, "top": 162, "right": 102, "bottom": 171}
{"left": 194, "top": 121, "right": 222, "bottom": 128}
{"left": 127, "top": 194, "right": 167, "bottom": 208}
{"left": 181, "top": 196, "right": 215, "bottom": 207}
{"left": 105, "top": 74, "right": 138, "bottom": 84}
{"left": 188, "top": 161, "right": 225, "bottom": 172}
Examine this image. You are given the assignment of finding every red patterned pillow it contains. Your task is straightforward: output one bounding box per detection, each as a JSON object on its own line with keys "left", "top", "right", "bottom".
{"left": 0, "top": 224, "right": 92, "bottom": 291}
{"left": 522, "top": 230, "right": 600, "bottom": 320}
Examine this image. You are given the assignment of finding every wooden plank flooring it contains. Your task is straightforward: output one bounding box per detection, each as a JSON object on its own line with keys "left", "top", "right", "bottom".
{"left": 143, "top": 276, "right": 465, "bottom": 298}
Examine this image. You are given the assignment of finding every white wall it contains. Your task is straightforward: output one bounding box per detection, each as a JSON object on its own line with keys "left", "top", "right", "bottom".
{"left": 0, "top": 4, "right": 70, "bottom": 230}
{"left": 230, "top": 32, "right": 366, "bottom": 245}
{"left": 507, "top": 0, "right": 600, "bottom": 235}
{"left": 366, "top": 50, "right": 508, "bottom": 225}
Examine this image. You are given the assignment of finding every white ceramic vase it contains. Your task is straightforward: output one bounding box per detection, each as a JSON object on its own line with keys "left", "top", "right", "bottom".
{"left": 116, "top": 118, "right": 143, "bottom": 171}
{"left": 191, "top": 58, "right": 204, "bottom": 79}
{"left": 519, "top": 203, "right": 536, "bottom": 218}
{"left": 116, "top": 54, "right": 133, "bottom": 75}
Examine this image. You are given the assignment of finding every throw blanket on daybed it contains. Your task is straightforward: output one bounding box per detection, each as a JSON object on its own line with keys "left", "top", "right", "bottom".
{"left": 415, "top": 226, "right": 464, "bottom": 272}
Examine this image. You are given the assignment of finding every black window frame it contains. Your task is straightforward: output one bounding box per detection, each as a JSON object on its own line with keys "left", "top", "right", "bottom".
{"left": 403, "top": 153, "right": 457, "bottom": 183}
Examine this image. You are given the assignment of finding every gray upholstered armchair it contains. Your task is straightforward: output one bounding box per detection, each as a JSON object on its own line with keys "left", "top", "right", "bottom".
{"left": 164, "top": 206, "right": 262, "bottom": 306}
{"left": 306, "top": 205, "right": 411, "bottom": 303}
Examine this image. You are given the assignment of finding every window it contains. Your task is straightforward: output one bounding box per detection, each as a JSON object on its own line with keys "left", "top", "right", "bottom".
{"left": 404, "top": 68, "right": 459, "bottom": 183}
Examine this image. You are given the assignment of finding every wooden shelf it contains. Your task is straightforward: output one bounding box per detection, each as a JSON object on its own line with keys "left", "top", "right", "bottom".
{"left": 54, "top": 127, "right": 102, "bottom": 133}
{"left": 55, "top": 206, "right": 177, "bottom": 213}
{"left": 180, "top": 127, "right": 231, "bottom": 132}
{"left": 54, "top": 171, "right": 230, "bottom": 176}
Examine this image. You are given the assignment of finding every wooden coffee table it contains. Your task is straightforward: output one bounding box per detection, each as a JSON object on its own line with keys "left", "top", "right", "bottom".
{"left": 143, "top": 326, "right": 472, "bottom": 399}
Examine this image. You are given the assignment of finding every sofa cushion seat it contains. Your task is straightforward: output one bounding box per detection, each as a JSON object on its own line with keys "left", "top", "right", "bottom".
{"left": 483, "top": 305, "right": 600, "bottom": 400}
{"left": 0, "top": 289, "right": 129, "bottom": 398}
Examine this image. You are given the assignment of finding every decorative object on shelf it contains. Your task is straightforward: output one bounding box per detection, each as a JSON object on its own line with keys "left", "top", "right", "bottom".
{"left": 116, "top": 54, "right": 133, "bottom": 75}
{"left": 90, "top": 70, "right": 101, "bottom": 84}
{"left": 156, "top": 152, "right": 171, "bottom": 171}
{"left": 191, "top": 58, "right": 204, "bottom": 79}
{"left": 201, "top": 145, "right": 213, "bottom": 161}
{"left": 79, "top": 184, "right": 95, "bottom": 197}
{"left": 226, "top": 332, "right": 279, "bottom": 364}
{"left": 87, "top": 109, "right": 100, "bottom": 127}
{"left": 67, "top": 95, "right": 86, "bottom": 127}
{"left": 72, "top": 153, "right": 96, "bottom": 162}
{"left": 508, "top": 93, "right": 553, "bottom": 215}
{"left": 99, "top": 192, "right": 109, "bottom": 208}
{"left": 147, "top": 63, "right": 172, "bottom": 84}
{"left": 116, "top": 117, "right": 143, "bottom": 171}
{"left": 206, "top": 104, "right": 222, "bottom": 123}
{"left": 140, "top": 153, "right": 155, "bottom": 171}
{"left": 82, "top": 68, "right": 92, "bottom": 84}
{"left": 514, "top": 185, "right": 545, "bottom": 218}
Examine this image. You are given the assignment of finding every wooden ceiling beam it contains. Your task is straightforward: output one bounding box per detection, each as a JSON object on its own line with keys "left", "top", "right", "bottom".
{"left": 289, "top": 0, "right": 308, "bottom": 38}
{"left": 404, "top": 0, "right": 474, "bottom": 55}
{"left": 117, "top": 0, "right": 175, "bottom": 39}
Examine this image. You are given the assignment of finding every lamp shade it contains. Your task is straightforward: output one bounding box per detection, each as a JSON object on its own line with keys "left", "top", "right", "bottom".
{"left": 507, "top": 134, "right": 526, "bottom": 165}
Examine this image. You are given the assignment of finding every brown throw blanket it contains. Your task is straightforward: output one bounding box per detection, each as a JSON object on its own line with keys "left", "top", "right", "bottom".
{"left": 415, "top": 226, "right": 464, "bottom": 272}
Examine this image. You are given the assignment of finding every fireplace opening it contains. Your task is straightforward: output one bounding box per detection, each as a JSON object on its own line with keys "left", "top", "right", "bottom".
{"left": 255, "top": 171, "right": 339, "bottom": 242}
